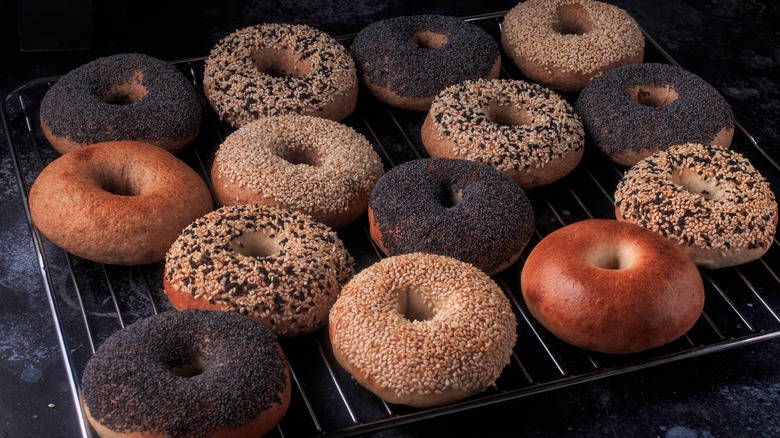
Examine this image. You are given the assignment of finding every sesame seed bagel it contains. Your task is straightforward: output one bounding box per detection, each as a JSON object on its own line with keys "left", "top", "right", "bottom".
{"left": 164, "top": 204, "right": 355, "bottom": 337}
{"left": 422, "top": 78, "right": 585, "bottom": 190}
{"left": 211, "top": 114, "right": 385, "bottom": 229}
{"left": 576, "top": 63, "right": 735, "bottom": 166}
{"left": 350, "top": 15, "right": 501, "bottom": 111}
{"left": 82, "top": 309, "right": 291, "bottom": 438}
{"left": 368, "top": 158, "right": 535, "bottom": 275}
{"left": 203, "top": 23, "right": 358, "bottom": 127}
{"left": 614, "top": 143, "right": 778, "bottom": 269}
{"left": 40, "top": 53, "right": 202, "bottom": 154}
{"left": 521, "top": 219, "right": 704, "bottom": 354}
{"left": 28, "top": 141, "right": 213, "bottom": 266}
{"left": 329, "top": 253, "right": 517, "bottom": 407}
{"left": 501, "top": 0, "right": 644, "bottom": 92}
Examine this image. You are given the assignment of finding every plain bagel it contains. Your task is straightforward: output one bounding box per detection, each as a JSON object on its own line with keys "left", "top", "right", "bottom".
{"left": 520, "top": 219, "right": 705, "bottom": 354}
{"left": 28, "top": 141, "right": 213, "bottom": 265}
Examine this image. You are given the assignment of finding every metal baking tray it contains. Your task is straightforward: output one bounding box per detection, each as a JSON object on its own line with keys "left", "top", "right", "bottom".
{"left": 3, "top": 12, "right": 779, "bottom": 438}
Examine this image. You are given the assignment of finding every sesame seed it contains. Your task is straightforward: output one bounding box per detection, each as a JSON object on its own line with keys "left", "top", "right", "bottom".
{"left": 615, "top": 142, "right": 778, "bottom": 267}
{"left": 164, "top": 204, "right": 355, "bottom": 337}
{"left": 204, "top": 23, "right": 357, "bottom": 127}
{"left": 502, "top": 0, "right": 644, "bottom": 76}
{"left": 329, "top": 253, "right": 517, "bottom": 406}
{"left": 426, "top": 78, "right": 585, "bottom": 175}
{"left": 212, "top": 114, "right": 385, "bottom": 228}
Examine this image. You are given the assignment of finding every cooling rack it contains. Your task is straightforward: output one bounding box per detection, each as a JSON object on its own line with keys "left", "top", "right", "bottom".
{"left": 3, "top": 12, "right": 779, "bottom": 438}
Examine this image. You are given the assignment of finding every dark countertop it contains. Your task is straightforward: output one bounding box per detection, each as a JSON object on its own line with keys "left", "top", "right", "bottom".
{"left": 2, "top": 1, "right": 779, "bottom": 437}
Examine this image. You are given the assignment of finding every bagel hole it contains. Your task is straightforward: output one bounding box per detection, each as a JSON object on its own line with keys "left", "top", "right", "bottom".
{"left": 170, "top": 355, "right": 206, "bottom": 378}
{"left": 488, "top": 101, "right": 530, "bottom": 127}
{"left": 438, "top": 182, "right": 463, "bottom": 208}
{"left": 588, "top": 245, "right": 635, "bottom": 270}
{"left": 230, "top": 231, "right": 281, "bottom": 258}
{"left": 98, "top": 173, "right": 141, "bottom": 197}
{"left": 397, "top": 288, "right": 435, "bottom": 322}
{"left": 103, "top": 70, "right": 147, "bottom": 105}
{"left": 552, "top": 4, "right": 593, "bottom": 36}
{"left": 671, "top": 169, "right": 724, "bottom": 201}
{"left": 277, "top": 147, "right": 321, "bottom": 166}
{"left": 410, "top": 31, "right": 448, "bottom": 50}
{"left": 629, "top": 85, "right": 680, "bottom": 107}
{"left": 595, "top": 254, "right": 623, "bottom": 270}
{"left": 253, "top": 48, "right": 311, "bottom": 78}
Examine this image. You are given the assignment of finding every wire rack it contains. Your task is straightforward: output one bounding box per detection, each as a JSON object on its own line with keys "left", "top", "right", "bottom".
{"left": 3, "top": 12, "right": 780, "bottom": 438}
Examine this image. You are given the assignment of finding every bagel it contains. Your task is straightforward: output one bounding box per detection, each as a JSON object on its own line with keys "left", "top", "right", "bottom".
{"left": 576, "top": 63, "right": 734, "bottom": 166}
{"left": 422, "top": 78, "right": 585, "bottom": 189}
{"left": 204, "top": 23, "right": 358, "bottom": 127}
{"left": 368, "top": 157, "right": 534, "bottom": 275}
{"left": 82, "top": 309, "right": 291, "bottom": 438}
{"left": 521, "top": 219, "right": 705, "bottom": 354}
{"left": 350, "top": 14, "right": 501, "bottom": 110}
{"left": 329, "top": 253, "right": 517, "bottom": 407}
{"left": 615, "top": 142, "right": 778, "bottom": 268}
{"left": 501, "top": 0, "right": 644, "bottom": 92}
{"left": 28, "top": 141, "right": 213, "bottom": 265}
{"left": 40, "top": 53, "right": 201, "bottom": 154}
{"left": 211, "top": 114, "right": 384, "bottom": 229}
{"left": 164, "top": 204, "right": 355, "bottom": 337}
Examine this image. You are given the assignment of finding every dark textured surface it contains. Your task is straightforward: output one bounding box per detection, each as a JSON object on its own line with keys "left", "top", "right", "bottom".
{"left": 350, "top": 15, "right": 499, "bottom": 99}
{"left": 39, "top": 53, "right": 201, "bottom": 145}
{"left": 1, "top": 1, "right": 780, "bottom": 437}
{"left": 82, "top": 309, "right": 287, "bottom": 437}
{"left": 369, "top": 158, "right": 534, "bottom": 274}
{"left": 576, "top": 62, "right": 734, "bottom": 157}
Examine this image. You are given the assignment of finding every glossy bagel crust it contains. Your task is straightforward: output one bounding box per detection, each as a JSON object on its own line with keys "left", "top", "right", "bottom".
{"left": 520, "top": 219, "right": 704, "bottom": 354}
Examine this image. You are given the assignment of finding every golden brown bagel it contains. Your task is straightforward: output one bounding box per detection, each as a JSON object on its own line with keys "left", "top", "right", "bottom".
{"left": 28, "top": 141, "right": 213, "bottom": 265}
{"left": 521, "top": 219, "right": 704, "bottom": 354}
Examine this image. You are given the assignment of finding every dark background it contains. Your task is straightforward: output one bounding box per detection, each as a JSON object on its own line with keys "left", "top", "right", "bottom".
{"left": 1, "top": 0, "right": 779, "bottom": 437}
